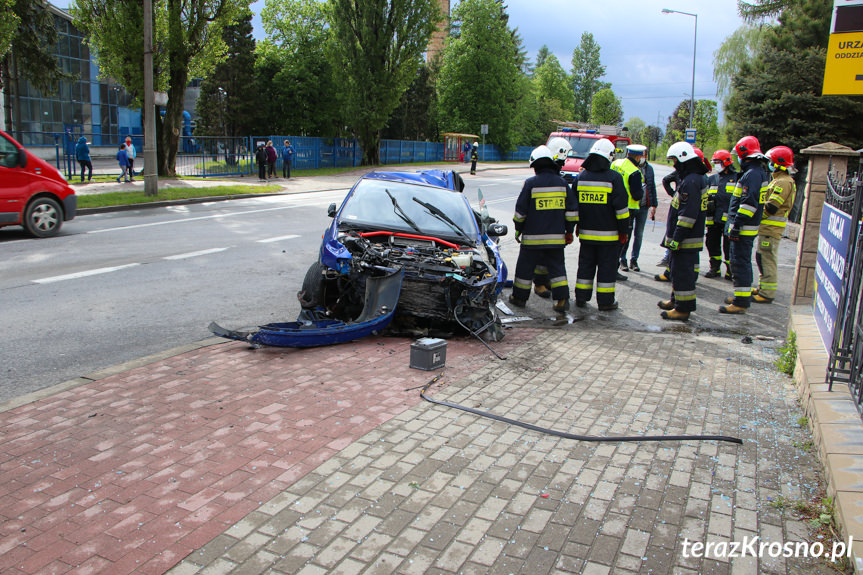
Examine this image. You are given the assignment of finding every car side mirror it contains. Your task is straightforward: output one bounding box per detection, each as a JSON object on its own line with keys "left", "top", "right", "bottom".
{"left": 327, "top": 203, "right": 337, "bottom": 218}
{"left": 17, "top": 149, "right": 27, "bottom": 168}
{"left": 487, "top": 223, "right": 507, "bottom": 237}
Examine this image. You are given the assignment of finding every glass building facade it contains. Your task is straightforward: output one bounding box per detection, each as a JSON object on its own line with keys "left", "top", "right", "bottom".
{"left": 11, "top": 4, "right": 141, "bottom": 146}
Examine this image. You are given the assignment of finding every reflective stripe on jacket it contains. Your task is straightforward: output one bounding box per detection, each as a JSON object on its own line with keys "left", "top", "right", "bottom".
{"left": 573, "top": 167, "right": 629, "bottom": 244}
{"left": 727, "top": 160, "right": 769, "bottom": 237}
{"left": 758, "top": 171, "right": 796, "bottom": 239}
{"left": 513, "top": 167, "right": 576, "bottom": 249}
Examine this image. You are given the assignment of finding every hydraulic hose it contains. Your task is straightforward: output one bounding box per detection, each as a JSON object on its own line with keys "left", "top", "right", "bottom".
{"left": 419, "top": 375, "right": 743, "bottom": 445}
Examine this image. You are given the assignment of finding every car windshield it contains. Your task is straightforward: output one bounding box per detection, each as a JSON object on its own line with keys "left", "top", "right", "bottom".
{"left": 339, "top": 178, "right": 477, "bottom": 243}
{"left": 564, "top": 136, "right": 597, "bottom": 159}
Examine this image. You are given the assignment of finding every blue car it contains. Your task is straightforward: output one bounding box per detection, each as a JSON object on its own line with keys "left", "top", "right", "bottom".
{"left": 299, "top": 169, "right": 509, "bottom": 340}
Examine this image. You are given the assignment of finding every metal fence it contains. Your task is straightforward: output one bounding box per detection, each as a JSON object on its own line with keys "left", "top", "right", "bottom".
{"left": 825, "top": 156, "right": 863, "bottom": 415}
{"left": 13, "top": 131, "right": 533, "bottom": 179}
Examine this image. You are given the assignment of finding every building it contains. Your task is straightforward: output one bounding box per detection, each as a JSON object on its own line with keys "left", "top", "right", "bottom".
{"left": 426, "top": 0, "right": 450, "bottom": 62}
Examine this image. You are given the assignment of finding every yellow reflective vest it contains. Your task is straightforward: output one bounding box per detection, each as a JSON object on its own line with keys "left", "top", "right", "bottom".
{"left": 611, "top": 158, "right": 642, "bottom": 210}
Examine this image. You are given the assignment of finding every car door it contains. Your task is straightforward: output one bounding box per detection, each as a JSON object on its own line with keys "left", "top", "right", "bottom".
{"left": 0, "top": 133, "right": 31, "bottom": 225}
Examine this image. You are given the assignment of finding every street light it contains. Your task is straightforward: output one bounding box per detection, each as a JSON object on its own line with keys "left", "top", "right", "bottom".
{"left": 662, "top": 8, "right": 697, "bottom": 132}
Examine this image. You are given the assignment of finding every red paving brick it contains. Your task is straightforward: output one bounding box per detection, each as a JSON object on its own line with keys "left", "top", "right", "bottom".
{"left": 0, "top": 330, "right": 537, "bottom": 574}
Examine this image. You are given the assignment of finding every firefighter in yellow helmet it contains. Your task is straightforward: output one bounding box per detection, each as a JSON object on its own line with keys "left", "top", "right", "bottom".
{"left": 753, "top": 145, "right": 796, "bottom": 303}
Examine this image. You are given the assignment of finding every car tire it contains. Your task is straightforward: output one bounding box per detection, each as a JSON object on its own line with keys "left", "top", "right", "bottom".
{"left": 24, "top": 197, "right": 63, "bottom": 238}
{"left": 299, "top": 261, "right": 326, "bottom": 308}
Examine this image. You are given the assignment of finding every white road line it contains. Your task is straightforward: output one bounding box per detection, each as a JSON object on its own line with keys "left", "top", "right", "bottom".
{"left": 257, "top": 234, "right": 300, "bottom": 243}
{"left": 163, "top": 247, "right": 229, "bottom": 260}
{"left": 87, "top": 206, "right": 293, "bottom": 234}
{"left": 33, "top": 263, "right": 141, "bottom": 284}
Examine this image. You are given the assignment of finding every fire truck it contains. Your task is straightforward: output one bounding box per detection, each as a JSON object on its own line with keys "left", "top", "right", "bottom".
{"left": 545, "top": 122, "right": 631, "bottom": 182}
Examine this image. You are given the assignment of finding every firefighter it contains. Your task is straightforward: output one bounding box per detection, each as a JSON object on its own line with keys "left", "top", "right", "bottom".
{"left": 511, "top": 145, "right": 576, "bottom": 312}
{"left": 531, "top": 137, "right": 574, "bottom": 299}
{"left": 704, "top": 150, "right": 738, "bottom": 279}
{"left": 470, "top": 141, "right": 479, "bottom": 175}
{"left": 657, "top": 142, "right": 708, "bottom": 321}
{"left": 753, "top": 145, "right": 796, "bottom": 303}
{"left": 612, "top": 144, "right": 645, "bottom": 279}
{"left": 719, "top": 135, "right": 770, "bottom": 314}
{"left": 573, "top": 139, "right": 630, "bottom": 310}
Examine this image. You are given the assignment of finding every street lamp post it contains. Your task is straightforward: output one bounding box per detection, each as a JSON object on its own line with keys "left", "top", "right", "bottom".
{"left": 662, "top": 8, "right": 697, "bottom": 131}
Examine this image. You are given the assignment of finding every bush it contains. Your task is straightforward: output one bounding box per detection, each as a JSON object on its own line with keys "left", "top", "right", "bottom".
{"left": 776, "top": 331, "right": 797, "bottom": 376}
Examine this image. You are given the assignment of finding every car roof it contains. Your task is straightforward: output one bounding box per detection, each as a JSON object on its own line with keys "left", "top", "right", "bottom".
{"left": 362, "top": 170, "right": 456, "bottom": 191}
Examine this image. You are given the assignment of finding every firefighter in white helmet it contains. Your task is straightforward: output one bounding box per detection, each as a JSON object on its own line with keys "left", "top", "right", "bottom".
{"left": 532, "top": 137, "right": 574, "bottom": 298}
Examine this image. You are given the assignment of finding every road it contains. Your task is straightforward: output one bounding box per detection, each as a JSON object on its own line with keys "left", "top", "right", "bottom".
{"left": 0, "top": 170, "right": 529, "bottom": 401}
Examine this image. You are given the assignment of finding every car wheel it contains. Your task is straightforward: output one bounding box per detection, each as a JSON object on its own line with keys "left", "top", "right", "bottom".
{"left": 24, "top": 197, "right": 63, "bottom": 238}
{"left": 299, "top": 261, "right": 326, "bottom": 308}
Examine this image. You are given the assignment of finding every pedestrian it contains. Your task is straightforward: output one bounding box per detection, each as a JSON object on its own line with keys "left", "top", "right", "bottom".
{"left": 265, "top": 140, "right": 277, "bottom": 179}
{"left": 704, "top": 150, "right": 738, "bottom": 279}
{"left": 470, "top": 141, "right": 479, "bottom": 175}
{"left": 510, "top": 145, "right": 576, "bottom": 313}
{"left": 462, "top": 140, "right": 470, "bottom": 163}
{"left": 612, "top": 144, "right": 645, "bottom": 279}
{"left": 124, "top": 136, "right": 136, "bottom": 181}
{"left": 753, "top": 145, "right": 797, "bottom": 303}
{"left": 719, "top": 135, "right": 770, "bottom": 314}
{"left": 626, "top": 149, "right": 657, "bottom": 272}
{"left": 116, "top": 143, "right": 130, "bottom": 183}
{"left": 531, "top": 137, "right": 574, "bottom": 299}
{"left": 657, "top": 142, "right": 708, "bottom": 321}
{"left": 282, "top": 140, "right": 295, "bottom": 178}
{"left": 75, "top": 136, "right": 92, "bottom": 182}
{"left": 572, "top": 139, "right": 630, "bottom": 311}
{"left": 255, "top": 142, "right": 268, "bottom": 181}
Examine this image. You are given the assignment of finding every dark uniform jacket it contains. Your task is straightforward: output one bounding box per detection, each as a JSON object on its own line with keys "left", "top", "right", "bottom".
{"left": 727, "top": 159, "right": 769, "bottom": 237}
{"left": 640, "top": 162, "right": 657, "bottom": 208}
{"left": 512, "top": 165, "right": 576, "bottom": 249}
{"left": 572, "top": 155, "right": 629, "bottom": 244}
{"left": 664, "top": 158, "right": 708, "bottom": 251}
{"left": 706, "top": 169, "right": 738, "bottom": 226}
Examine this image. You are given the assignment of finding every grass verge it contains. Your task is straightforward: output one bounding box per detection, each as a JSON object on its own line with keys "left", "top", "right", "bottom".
{"left": 77, "top": 185, "right": 282, "bottom": 209}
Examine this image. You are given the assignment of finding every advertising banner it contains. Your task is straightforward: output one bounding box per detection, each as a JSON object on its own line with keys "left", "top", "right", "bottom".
{"left": 814, "top": 203, "right": 853, "bottom": 350}
{"left": 823, "top": 0, "right": 863, "bottom": 95}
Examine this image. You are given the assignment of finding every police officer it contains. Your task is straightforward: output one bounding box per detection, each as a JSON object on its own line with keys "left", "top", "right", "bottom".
{"left": 704, "top": 150, "right": 738, "bottom": 279}
{"left": 657, "top": 142, "right": 708, "bottom": 321}
{"left": 720, "top": 135, "right": 770, "bottom": 314}
{"left": 612, "top": 144, "right": 645, "bottom": 279}
{"left": 532, "top": 137, "right": 574, "bottom": 299}
{"left": 470, "top": 141, "right": 479, "bottom": 175}
{"left": 511, "top": 145, "right": 576, "bottom": 312}
{"left": 573, "top": 139, "right": 630, "bottom": 310}
{"left": 753, "top": 145, "right": 797, "bottom": 303}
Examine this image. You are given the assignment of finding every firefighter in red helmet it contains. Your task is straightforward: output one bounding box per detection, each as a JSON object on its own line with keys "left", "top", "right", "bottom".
{"left": 753, "top": 145, "right": 796, "bottom": 303}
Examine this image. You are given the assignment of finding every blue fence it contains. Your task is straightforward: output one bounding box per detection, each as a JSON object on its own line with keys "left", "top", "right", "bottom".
{"left": 12, "top": 131, "right": 532, "bottom": 178}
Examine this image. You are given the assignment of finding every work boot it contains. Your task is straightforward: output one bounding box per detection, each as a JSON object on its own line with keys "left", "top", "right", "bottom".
{"left": 704, "top": 268, "right": 721, "bottom": 279}
{"left": 657, "top": 300, "right": 675, "bottom": 310}
{"left": 753, "top": 294, "right": 773, "bottom": 304}
{"left": 629, "top": 259, "right": 640, "bottom": 272}
{"left": 661, "top": 309, "right": 690, "bottom": 321}
{"left": 654, "top": 271, "right": 670, "bottom": 282}
{"left": 619, "top": 259, "right": 629, "bottom": 272}
{"left": 719, "top": 304, "right": 747, "bottom": 314}
{"left": 575, "top": 300, "right": 587, "bottom": 308}
{"left": 616, "top": 272, "right": 629, "bottom": 282}
{"left": 534, "top": 285, "right": 551, "bottom": 299}
{"left": 508, "top": 295, "right": 526, "bottom": 308}
{"left": 553, "top": 299, "right": 570, "bottom": 313}
{"left": 598, "top": 302, "right": 619, "bottom": 311}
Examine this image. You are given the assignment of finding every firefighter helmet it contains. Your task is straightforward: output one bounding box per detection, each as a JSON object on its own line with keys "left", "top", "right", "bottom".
{"left": 529, "top": 145, "right": 555, "bottom": 168}
{"left": 692, "top": 147, "right": 712, "bottom": 170}
{"left": 766, "top": 145, "right": 794, "bottom": 169}
{"left": 666, "top": 141, "right": 695, "bottom": 163}
{"left": 589, "top": 139, "right": 616, "bottom": 162}
{"left": 734, "top": 135, "right": 762, "bottom": 159}
{"left": 547, "top": 137, "right": 573, "bottom": 164}
{"left": 712, "top": 149, "right": 733, "bottom": 168}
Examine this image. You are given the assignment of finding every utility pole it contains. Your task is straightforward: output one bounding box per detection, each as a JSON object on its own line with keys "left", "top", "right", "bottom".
{"left": 143, "top": 0, "right": 158, "bottom": 196}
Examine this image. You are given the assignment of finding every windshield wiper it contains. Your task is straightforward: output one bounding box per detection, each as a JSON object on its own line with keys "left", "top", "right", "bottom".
{"left": 412, "top": 197, "right": 470, "bottom": 242}
{"left": 385, "top": 189, "right": 421, "bottom": 233}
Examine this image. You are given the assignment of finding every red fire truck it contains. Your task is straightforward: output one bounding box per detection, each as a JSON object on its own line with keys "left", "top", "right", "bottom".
{"left": 545, "top": 122, "right": 631, "bottom": 182}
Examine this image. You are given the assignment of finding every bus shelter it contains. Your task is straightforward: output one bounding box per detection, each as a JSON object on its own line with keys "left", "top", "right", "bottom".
{"left": 442, "top": 133, "right": 479, "bottom": 162}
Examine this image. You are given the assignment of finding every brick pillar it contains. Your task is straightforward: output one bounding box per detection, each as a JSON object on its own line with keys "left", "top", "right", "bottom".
{"left": 792, "top": 142, "right": 859, "bottom": 305}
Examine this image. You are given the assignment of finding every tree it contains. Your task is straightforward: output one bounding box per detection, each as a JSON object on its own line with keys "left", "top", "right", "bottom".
{"left": 74, "top": 0, "right": 251, "bottom": 176}
{"left": 570, "top": 32, "right": 609, "bottom": 122}
{"left": 642, "top": 125, "right": 662, "bottom": 159}
{"left": 0, "top": 0, "right": 18, "bottom": 62}
{"left": 383, "top": 63, "right": 439, "bottom": 141}
{"left": 665, "top": 99, "right": 719, "bottom": 148}
{"left": 534, "top": 45, "right": 552, "bottom": 71}
{"left": 713, "top": 25, "right": 766, "bottom": 99}
{"left": 725, "top": 0, "right": 863, "bottom": 153}
{"left": 2, "top": 0, "right": 68, "bottom": 131}
{"left": 533, "top": 51, "right": 570, "bottom": 110}
{"left": 326, "top": 0, "right": 441, "bottom": 164}
{"left": 625, "top": 117, "right": 646, "bottom": 145}
{"left": 589, "top": 88, "right": 622, "bottom": 126}
{"left": 437, "top": 0, "right": 522, "bottom": 151}
{"left": 194, "top": 13, "right": 259, "bottom": 138}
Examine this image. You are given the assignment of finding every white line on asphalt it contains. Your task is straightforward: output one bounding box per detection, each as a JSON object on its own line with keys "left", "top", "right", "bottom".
{"left": 33, "top": 263, "right": 141, "bottom": 284}
{"left": 163, "top": 247, "right": 229, "bottom": 260}
{"left": 257, "top": 234, "right": 300, "bottom": 243}
{"left": 86, "top": 206, "right": 294, "bottom": 234}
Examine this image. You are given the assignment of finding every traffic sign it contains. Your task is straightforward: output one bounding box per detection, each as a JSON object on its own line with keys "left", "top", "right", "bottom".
{"left": 684, "top": 129, "right": 696, "bottom": 144}
{"left": 480, "top": 124, "right": 489, "bottom": 135}
{"left": 823, "top": 0, "right": 863, "bottom": 95}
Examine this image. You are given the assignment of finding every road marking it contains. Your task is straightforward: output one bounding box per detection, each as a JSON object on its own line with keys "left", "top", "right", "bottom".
{"left": 163, "top": 247, "right": 229, "bottom": 260}
{"left": 257, "top": 234, "right": 300, "bottom": 243}
{"left": 33, "top": 263, "right": 141, "bottom": 284}
{"left": 87, "top": 206, "right": 294, "bottom": 234}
